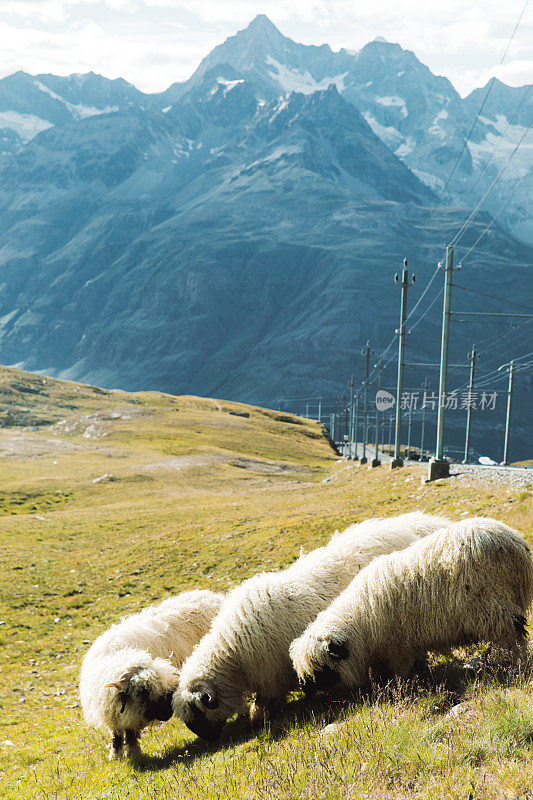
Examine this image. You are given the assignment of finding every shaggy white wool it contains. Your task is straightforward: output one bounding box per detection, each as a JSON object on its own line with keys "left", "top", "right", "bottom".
{"left": 172, "top": 512, "right": 450, "bottom": 738}
{"left": 290, "top": 517, "right": 533, "bottom": 689}
{"left": 80, "top": 589, "right": 224, "bottom": 757}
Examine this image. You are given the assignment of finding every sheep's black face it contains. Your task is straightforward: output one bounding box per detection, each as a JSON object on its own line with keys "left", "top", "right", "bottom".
{"left": 184, "top": 704, "right": 225, "bottom": 742}
{"left": 327, "top": 641, "right": 349, "bottom": 661}
{"left": 145, "top": 691, "right": 174, "bottom": 722}
{"left": 302, "top": 664, "right": 340, "bottom": 695}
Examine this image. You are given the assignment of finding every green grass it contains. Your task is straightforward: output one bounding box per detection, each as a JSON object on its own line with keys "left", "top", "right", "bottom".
{"left": 0, "top": 365, "right": 532, "bottom": 799}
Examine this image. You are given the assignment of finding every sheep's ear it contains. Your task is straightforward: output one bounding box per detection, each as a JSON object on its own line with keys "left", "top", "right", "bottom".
{"left": 326, "top": 640, "right": 349, "bottom": 661}
{"left": 106, "top": 680, "right": 128, "bottom": 690}
{"left": 106, "top": 679, "right": 130, "bottom": 713}
{"left": 198, "top": 690, "right": 219, "bottom": 710}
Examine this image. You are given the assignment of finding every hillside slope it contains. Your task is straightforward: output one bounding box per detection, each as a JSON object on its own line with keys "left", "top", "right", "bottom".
{"left": 0, "top": 367, "right": 531, "bottom": 799}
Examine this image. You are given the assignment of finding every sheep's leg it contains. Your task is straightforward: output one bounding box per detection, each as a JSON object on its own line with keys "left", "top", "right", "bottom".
{"left": 109, "top": 731, "right": 124, "bottom": 761}
{"left": 248, "top": 695, "right": 281, "bottom": 726}
{"left": 410, "top": 652, "right": 430, "bottom": 676}
{"left": 387, "top": 652, "right": 414, "bottom": 680}
{"left": 125, "top": 729, "right": 141, "bottom": 759}
{"left": 492, "top": 612, "right": 530, "bottom": 665}
{"left": 470, "top": 606, "right": 530, "bottom": 671}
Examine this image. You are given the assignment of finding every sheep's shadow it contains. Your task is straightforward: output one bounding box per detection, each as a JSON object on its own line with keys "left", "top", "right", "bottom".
{"left": 133, "top": 651, "right": 530, "bottom": 772}
{"left": 133, "top": 693, "right": 344, "bottom": 772}
{"left": 132, "top": 714, "right": 257, "bottom": 771}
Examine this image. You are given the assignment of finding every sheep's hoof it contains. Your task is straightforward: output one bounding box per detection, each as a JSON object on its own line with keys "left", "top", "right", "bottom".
{"left": 108, "top": 745, "right": 124, "bottom": 761}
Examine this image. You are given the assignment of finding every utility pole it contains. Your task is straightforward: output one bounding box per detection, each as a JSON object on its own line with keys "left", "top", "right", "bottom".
{"left": 420, "top": 377, "right": 429, "bottom": 462}
{"left": 372, "top": 358, "right": 382, "bottom": 467}
{"left": 318, "top": 396, "right": 322, "bottom": 423}
{"left": 360, "top": 341, "right": 374, "bottom": 464}
{"left": 348, "top": 376, "right": 355, "bottom": 459}
{"left": 428, "top": 243, "right": 459, "bottom": 481}
{"left": 305, "top": 403, "right": 309, "bottom": 419}
{"left": 462, "top": 345, "right": 479, "bottom": 464}
{"left": 500, "top": 360, "right": 515, "bottom": 466}
{"left": 341, "top": 393, "right": 347, "bottom": 452}
{"left": 392, "top": 260, "right": 415, "bottom": 468}
{"left": 354, "top": 391, "right": 359, "bottom": 459}
{"left": 330, "top": 412, "right": 335, "bottom": 446}
{"left": 406, "top": 407, "right": 413, "bottom": 459}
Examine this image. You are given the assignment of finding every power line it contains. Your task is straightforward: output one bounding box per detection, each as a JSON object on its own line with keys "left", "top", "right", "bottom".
{"left": 466, "top": 317, "right": 533, "bottom": 355}
{"left": 451, "top": 283, "right": 533, "bottom": 313}
{"left": 434, "top": 0, "right": 530, "bottom": 254}
{"left": 499, "top": 0, "right": 530, "bottom": 63}
{"left": 408, "top": 288, "right": 443, "bottom": 335}
{"left": 453, "top": 346, "right": 533, "bottom": 394}
{"left": 459, "top": 168, "right": 532, "bottom": 261}
{"left": 405, "top": 267, "right": 440, "bottom": 326}
{"left": 450, "top": 120, "right": 532, "bottom": 247}
{"left": 465, "top": 86, "right": 530, "bottom": 200}
{"left": 369, "top": 266, "right": 442, "bottom": 380}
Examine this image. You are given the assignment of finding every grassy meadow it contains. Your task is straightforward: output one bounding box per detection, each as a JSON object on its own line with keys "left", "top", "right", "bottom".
{"left": 0, "top": 365, "right": 532, "bottom": 799}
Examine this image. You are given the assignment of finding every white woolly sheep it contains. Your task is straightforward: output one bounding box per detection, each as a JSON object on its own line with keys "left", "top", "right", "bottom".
{"left": 80, "top": 589, "right": 224, "bottom": 759}
{"left": 289, "top": 517, "right": 533, "bottom": 693}
{"left": 172, "top": 512, "right": 450, "bottom": 741}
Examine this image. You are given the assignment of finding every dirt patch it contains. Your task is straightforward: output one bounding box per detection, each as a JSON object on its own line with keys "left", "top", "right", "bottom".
{"left": 229, "top": 456, "right": 308, "bottom": 475}
{"left": 141, "top": 454, "right": 229, "bottom": 471}
{"left": 50, "top": 408, "right": 150, "bottom": 439}
{"left": 0, "top": 433, "right": 88, "bottom": 458}
{"left": 141, "top": 454, "right": 309, "bottom": 476}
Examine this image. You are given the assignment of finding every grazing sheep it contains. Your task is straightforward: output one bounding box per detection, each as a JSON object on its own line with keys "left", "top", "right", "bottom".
{"left": 290, "top": 518, "right": 533, "bottom": 694}
{"left": 172, "top": 512, "right": 450, "bottom": 741}
{"left": 80, "top": 589, "right": 224, "bottom": 759}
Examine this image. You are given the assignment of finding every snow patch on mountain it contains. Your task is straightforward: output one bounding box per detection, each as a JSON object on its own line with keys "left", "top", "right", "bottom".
{"left": 34, "top": 79, "right": 63, "bottom": 102}
{"left": 33, "top": 79, "right": 118, "bottom": 120}
{"left": 412, "top": 167, "right": 446, "bottom": 192}
{"left": 362, "top": 112, "right": 404, "bottom": 147}
{"left": 71, "top": 103, "right": 119, "bottom": 119}
{"left": 395, "top": 136, "right": 416, "bottom": 158}
{"left": 0, "top": 110, "right": 52, "bottom": 141}
{"left": 375, "top": 95, "right": 407, "bottom": 117}
{"left": 269, "top": 95, "right": 290, "bottom": 123}
{"left": 247, "top": 144, "right": 303, "bottom": 170}
{"left": 214, "top": 77, "right": 245, "bottom": 97}
{"left": 467, "top": 116, "right": 532, "bottom": 178}
{"left": 266, "top": 56, "right": 348, "bottom": 95}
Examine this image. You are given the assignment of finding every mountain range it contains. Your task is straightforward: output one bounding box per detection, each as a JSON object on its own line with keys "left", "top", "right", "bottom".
{"left": 0, "top": 14, "right": 531, "bottom": 459}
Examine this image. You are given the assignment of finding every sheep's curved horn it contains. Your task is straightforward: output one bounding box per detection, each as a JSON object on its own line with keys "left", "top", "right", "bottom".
{"left": 106, "top": 681, "right": 127, "bottom": 690}
{"left": 199, "top": 691, "right": 219, "bottom": 710}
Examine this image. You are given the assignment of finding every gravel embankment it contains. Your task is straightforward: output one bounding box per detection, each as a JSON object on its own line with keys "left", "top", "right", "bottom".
{"left": 448, "top": 463, "right": 532, "bottom": 489}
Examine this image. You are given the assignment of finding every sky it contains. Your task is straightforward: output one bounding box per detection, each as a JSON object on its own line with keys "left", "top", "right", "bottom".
{"left": 0, "top": 0, "right": 531, "bottom": 97}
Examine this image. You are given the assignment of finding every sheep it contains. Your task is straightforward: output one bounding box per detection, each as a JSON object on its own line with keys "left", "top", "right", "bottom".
{"left": 172, "top": 512, "right": 450, "bottom": 741}
{"left": 80, "top": 589, "right": 224, "bottom": 759}
{"left": 289, "top": 517, "right": 533, "bottom": 694}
